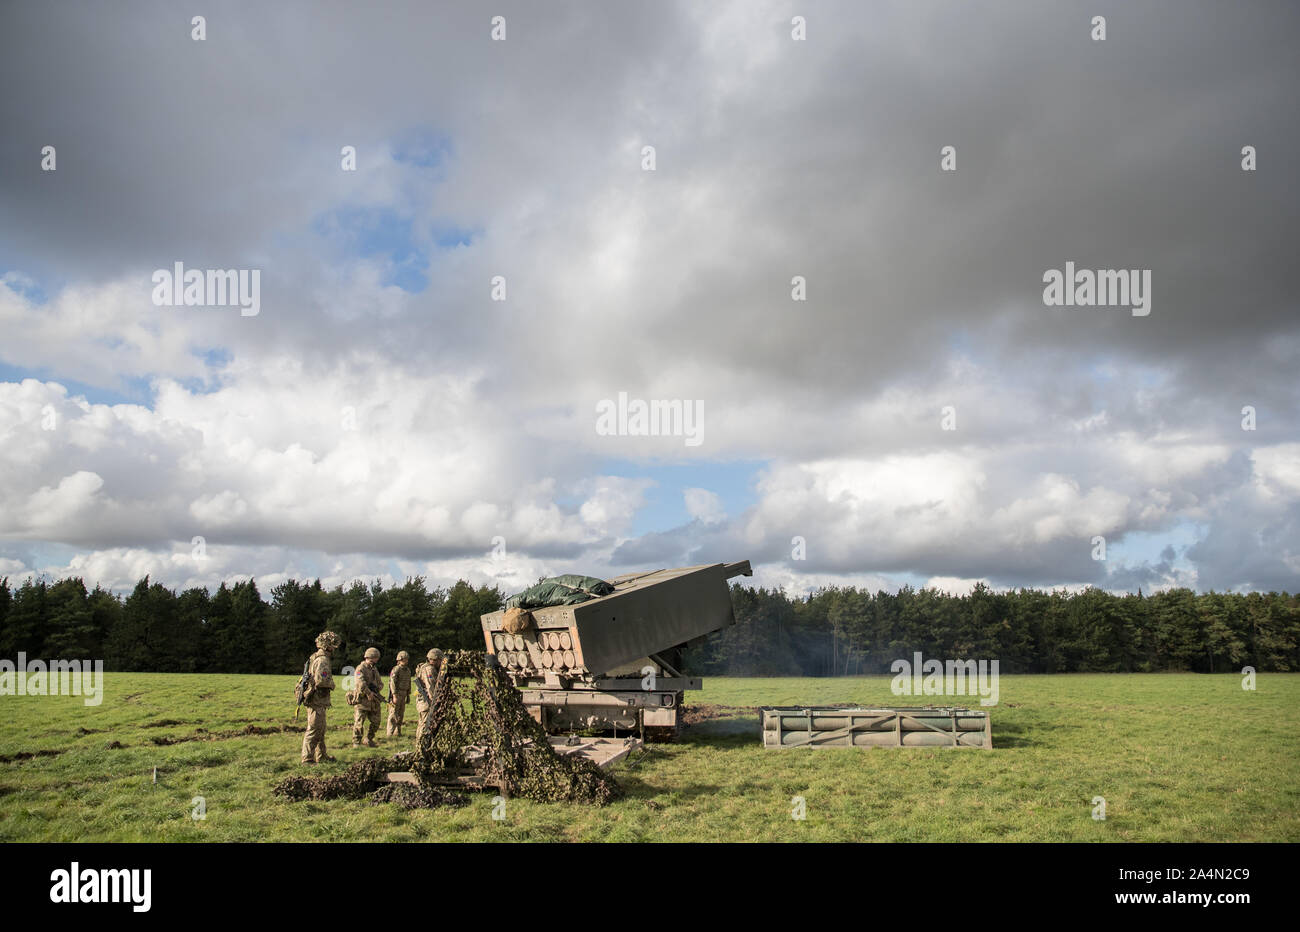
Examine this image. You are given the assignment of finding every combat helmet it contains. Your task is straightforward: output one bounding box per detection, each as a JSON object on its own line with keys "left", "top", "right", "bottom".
{"left": 427, "top": 648, "right": 445, "bottom": 663}
{"left": 315, "top": 630, "right": 341, "bottom": 651}
{"left": 364, "top": 647, "right": 380, "bottom": 661}
{"left": 396, "top": 650, "right": 409, "bottom": 662}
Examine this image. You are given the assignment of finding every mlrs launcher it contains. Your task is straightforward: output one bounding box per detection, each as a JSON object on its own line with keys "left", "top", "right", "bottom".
{"left": 481, "top": 561, "right": 752, "bottom": 739}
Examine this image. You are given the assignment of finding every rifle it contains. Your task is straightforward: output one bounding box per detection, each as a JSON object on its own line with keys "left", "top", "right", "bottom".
{"left": 293, "top": 658, "right": 312, "bottom": 722}
{"left": 414, "top": 671, "right": 431, "bottom": 706}
{"left": 360, "top": 677, "right": 388, "bottom": 706}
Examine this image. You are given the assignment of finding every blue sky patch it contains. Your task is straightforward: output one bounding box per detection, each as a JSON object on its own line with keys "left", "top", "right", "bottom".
{"left": 0, "top": 363, "right": 153, "bottom": 406}
{"left": 0, "top": 269, "right": 49, "bottom": 304}
{"left": 1106, "top": 519, "right": 1203, "bottom": 572}
{"left": 314, "top": 206, "right": 433, "bottom": 293}
{"left": 433, "top": 224, "right": 476, "bottom": 250}
{"left": 391, "top": 128, "right": 453, "bottom": 171}
{"left": 597, "top": 457, "right": 765, "bottom": 536}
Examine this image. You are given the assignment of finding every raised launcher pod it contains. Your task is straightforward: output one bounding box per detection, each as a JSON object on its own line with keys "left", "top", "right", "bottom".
{"left": 481, "top": 561, "right": 753, "bottom": 739}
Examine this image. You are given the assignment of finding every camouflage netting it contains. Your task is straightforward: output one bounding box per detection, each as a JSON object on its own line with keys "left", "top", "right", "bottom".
{"left": 368, "top": 783, "right": 469, "bottom": 810}
{"left": 272, "top": 650, "right": 621, "bottom": 808}
{"left": 272, "top": 757, "right": 421, "bottom": 804}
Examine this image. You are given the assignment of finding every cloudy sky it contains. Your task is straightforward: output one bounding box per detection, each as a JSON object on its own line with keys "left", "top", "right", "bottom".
{"left": 1, "top": 0, "right": 1297, "bottom": 598}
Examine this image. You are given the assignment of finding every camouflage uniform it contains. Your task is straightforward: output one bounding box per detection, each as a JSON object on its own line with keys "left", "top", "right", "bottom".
{"left": 352, "top": 649, "right": 385, "bottom": 747}
{"left": 300, "top": 632, "right": 339, "bottom": 764}
{"left": 387, "top": 652, "right": 412, "bottom": 737}
{"left": 414, "top": 649, "right": 444, "bottom": 742}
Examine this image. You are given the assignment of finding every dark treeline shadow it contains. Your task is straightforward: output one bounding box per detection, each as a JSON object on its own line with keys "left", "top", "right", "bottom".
{"left": 0, "top": 577, "right": 1295, "bottom": 676}
{"left": 686, "top": 583, "right": 1299, "bottom": 677}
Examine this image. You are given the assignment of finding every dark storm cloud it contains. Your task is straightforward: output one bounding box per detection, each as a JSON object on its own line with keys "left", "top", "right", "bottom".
{"left": 4, "top": 1, "right": 1296, "bottom": 390}
{"left": 0, "top": 0, "right": 1296, "bottom": 592}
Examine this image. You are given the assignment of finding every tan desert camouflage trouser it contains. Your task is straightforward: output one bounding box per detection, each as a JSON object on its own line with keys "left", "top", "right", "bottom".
{"left": 353, "top": 704, "right": 381, "bottom": 744}
{"left": 387, "top": 695, "right": 407, "bottom": 736}
{"left": 416, "top": 703, "right": 431, "bottom": 742}
{"left": 301, "top": 705, "right": 329, "bottom": 762}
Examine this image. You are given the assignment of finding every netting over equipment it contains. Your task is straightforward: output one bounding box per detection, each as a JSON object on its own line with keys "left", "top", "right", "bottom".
{"left": 273, "top": 651, "right": 622, "bottom": 808}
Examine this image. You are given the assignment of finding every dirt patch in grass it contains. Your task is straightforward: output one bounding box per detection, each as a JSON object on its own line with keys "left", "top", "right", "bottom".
{"left": 97, "top": 722, "right": 301, "bottom": 749}
{"left": 0, "top": 749, "right": 64, "bottom": 764}
{"left": 147, "top": 723, "right": 299, "bottom": 746}
{"left": 681, "top": 704, "right": 754, "bottom": 725}
{"left": 220, "top": 723, "right": 298, "bottom": 737}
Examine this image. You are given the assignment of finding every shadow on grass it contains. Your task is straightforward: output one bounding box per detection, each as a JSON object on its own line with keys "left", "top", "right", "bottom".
{"left": 615, "top": 773, "right": 724, "bottom": 801}
{"left": 683, "top": 717, "right": 761, "bottom": 742}
{"left": 990, "top": 723, "right": 1032, "bottom": 748}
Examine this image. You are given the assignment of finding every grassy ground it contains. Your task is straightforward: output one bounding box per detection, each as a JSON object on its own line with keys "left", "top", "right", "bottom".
{"left": 0, "top": 672, "right": 1295, "bottom": 842}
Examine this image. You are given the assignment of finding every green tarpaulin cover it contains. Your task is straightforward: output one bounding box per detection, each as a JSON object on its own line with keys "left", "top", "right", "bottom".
{"left": 505, "top": 575, "right": 615, "bottom": 610}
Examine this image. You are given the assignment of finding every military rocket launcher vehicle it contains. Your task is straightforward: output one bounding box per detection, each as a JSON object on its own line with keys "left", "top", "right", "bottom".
{"left": 481, "top": 561, "right": 752, "bottom": 738}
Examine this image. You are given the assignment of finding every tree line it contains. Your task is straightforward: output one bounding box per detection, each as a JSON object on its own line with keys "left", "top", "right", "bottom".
{"left": 690, "top": 582, "right": 1300, "bottom": 676}
{"left": 1, "top": 575, "right": 1296, "bottom": 676}
{"left": 0, "top": 575, "right": 502, "bottom": 675}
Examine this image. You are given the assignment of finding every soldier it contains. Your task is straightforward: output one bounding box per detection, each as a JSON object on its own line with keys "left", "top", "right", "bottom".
{"left": 300, "top": 631, "right": 339, "bottom": 765}
{"left": 414, "top": 648, "right": 445, "bottom": 742}
{"left": 387, "top": 650, "right": 412, "bottom": 737}
{"left": 351, "top": 647, "right": 386, "bottom": 748}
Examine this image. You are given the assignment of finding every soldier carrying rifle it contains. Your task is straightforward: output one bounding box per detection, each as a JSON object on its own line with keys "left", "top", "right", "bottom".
{"left": 387, "top": 651, "right": 412, "bottom": 737}
{"left": 299, "top": 631, "right": 340, "bottom": 765}
{"left": 414, "top": 648, "right": 445, "bottom": 743}
{"left": 349, "top": 647, "right": 387, "bottom": 748}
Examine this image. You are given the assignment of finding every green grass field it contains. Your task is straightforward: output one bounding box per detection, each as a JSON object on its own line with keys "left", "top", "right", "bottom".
{"left": 1, "top": 672, "right": 1295, "bottom": 842}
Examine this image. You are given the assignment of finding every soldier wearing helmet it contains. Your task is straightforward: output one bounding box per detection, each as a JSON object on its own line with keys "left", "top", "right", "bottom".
{"left": 350, "top": 646, "right": 386, "bottom": 748}
{"left": 300, "top": 631, "right": 340, "bottom": 765}
{"left": 386, "top": 650, "right": 412, "bottom": 737}
{"left": 414, "top": 648, "right": 445, "bottom": 742}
